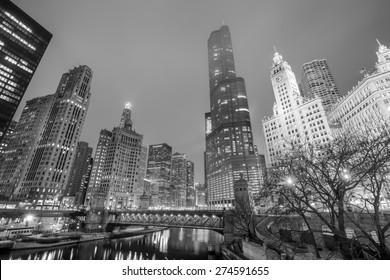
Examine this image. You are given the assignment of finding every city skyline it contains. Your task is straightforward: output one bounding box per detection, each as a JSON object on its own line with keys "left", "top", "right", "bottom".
{"left": 11, "top": 0, "right": 390, "bottom": 183}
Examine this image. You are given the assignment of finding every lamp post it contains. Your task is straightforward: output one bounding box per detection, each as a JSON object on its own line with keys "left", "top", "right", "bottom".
{"left": 25, "top": 214, "right": 33, "bottom": 227}
{"left": 76, "top": 222, "right": 80, "bottom": 237}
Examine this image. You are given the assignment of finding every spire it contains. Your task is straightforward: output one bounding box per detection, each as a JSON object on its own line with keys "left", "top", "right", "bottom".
{"left": 119, "top": 103, "right": 133, "bottom": 131}
{"left": 273, "top": 47, "right": 283, "bottom": 65}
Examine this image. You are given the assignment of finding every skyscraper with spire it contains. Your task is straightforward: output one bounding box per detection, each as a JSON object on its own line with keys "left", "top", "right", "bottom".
{"left": 205, "top": 25, "right": 264, "bottom": 209}
{"left": 87, "top": 103, "right": 145, "bottom": 210}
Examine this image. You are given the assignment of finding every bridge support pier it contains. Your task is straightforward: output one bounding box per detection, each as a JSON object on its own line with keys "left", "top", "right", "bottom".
{"left": 85, "top": 208, "right": 110, "bottom": 231}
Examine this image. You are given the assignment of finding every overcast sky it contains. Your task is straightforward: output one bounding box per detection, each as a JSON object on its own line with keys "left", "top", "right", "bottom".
{"left": 12, "top": 0, "right": 390, "bottom": 183}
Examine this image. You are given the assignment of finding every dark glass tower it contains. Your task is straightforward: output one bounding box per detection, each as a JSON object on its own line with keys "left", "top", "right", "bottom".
{"left": 205, "top": 25, "right": 263, "bottom": 209}
{"left": 0, "top": 1, "right": 52, "bottom": 143}
{"left": 64, "top": 141, "right": 93, "bottom": 202}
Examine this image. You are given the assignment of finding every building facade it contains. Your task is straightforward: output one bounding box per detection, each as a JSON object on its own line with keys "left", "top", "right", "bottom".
{"left": 262, "top": 51, "right": 331, "bottom": 167}
{"left": 300, "top": 59, "right": 341, "bottom": 111}
{"left": 16, "top": 65, "right": 92, "bottom": 207}
{"left": 146, "top": 143, "right": 172, "bottom": 182}
{"left": 328, "top": 40, "right": 390, "bottom": 135}
{"left": 0, "top": 119, "right": 16, "bottom": 165}
{"left": 204, "top": 25, "right": 264, "bottom": 209}
{"left": 63, "top": 141, "right": 92, "bottom": 207}
{"left": 0, "top": 1, "right": 52, "bottom": 142}
{"left": 88, "top": 104, "right": 144, "bottom": 210}
{"left": 145, "top": 143, "right": 172, "bottom": 208}
{"left": 186, "top": 160, "right": 195, "bottom": 208}
{"left": 171, "top": 152, "right": 187, "bottom": 208}
{"left": 195, "top": 183, "right": 207, "bottom": 208}
{"left": 0, "top": 94, "right": 54, "bottom": 200}
{"left": 84, "top": 129, "right": 112, "bottom": 207}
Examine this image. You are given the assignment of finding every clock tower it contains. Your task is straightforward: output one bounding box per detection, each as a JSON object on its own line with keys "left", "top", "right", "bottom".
{"left": 262, "top": 49, "right": 331, "bottom": 167}
{"left": 270, "top": 50, "right": 303, "bottom": 116}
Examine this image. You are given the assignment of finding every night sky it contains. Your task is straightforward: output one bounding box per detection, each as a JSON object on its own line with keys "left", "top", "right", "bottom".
{"left": 12, "top": 0, "right": 390, "bottom": 183}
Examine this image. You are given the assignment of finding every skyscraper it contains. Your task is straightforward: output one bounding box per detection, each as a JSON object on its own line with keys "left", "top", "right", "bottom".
{"left": 145, "top": 143, "right": 172, "bottom": 208}
{"left": 262, "top": 50, "right": 331, "bottom": 167}
{"left": 0, "top": 119, "right": 16, "bottom": 165}
{"left": 300, "top": 59, "right": 341, "bottom": 111}
{"left": 63, "top": 141, "right": 93, "bottom": 206}
{"left": 195, "top": 183, "right": 207, "bottom": 208}
{"left": 0, "top": 1, "right": 52, "bottom": 143}
{"left": 186, "top": 160, "right": 195, "bottom": 207}
{"left": 171, "top": 152, "right": 187, "bottom": 208}
{"left": 146, "top": 143, "right": 172, "bottom": 182}
{"left": 16, "top": 65, "right": 92, "bottom": 207}
{"left": 88, "top": 104, "right": 144, "bottom": 210}
{"left": 0, "top": 94, "right": 54, "bottom": 200}
{"left": 205, "top": 25, "right": 264, "bottom": 208}
{"left": 85, "top": 128, "right": 112, "bottom": 207}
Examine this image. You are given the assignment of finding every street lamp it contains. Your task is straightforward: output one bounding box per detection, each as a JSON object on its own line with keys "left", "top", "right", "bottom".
{"left": 25, "top": 215, "right": 33, "bottom": 227}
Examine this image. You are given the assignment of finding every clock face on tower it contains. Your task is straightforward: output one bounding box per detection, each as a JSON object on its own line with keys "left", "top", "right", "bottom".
{"left": 275, "top": 76, "right": 282, "bottom": 83}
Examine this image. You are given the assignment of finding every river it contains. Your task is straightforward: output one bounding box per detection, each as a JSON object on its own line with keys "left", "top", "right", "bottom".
{"left": 0, "top": 228, "right": 224, "bottom": 260}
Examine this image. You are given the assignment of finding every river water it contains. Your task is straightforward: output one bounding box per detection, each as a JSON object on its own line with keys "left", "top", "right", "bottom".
{"left": 0, "top": 228, "right": 224, "bottom": 260}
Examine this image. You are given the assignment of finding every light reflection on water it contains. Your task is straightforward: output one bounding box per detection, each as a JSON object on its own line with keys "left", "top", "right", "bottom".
{"left": 0, "top": 228, "right": 223, "bottom": 260}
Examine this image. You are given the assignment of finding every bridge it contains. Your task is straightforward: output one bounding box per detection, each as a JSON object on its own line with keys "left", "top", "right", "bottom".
{"left": 105, "top": 209, "right": 225, "bottom": 234}
{"left": 0, "top": 208, "right": 233, "bottom": 238}
{"left": 0, "top": 208, "right": 87, "bottom": 219}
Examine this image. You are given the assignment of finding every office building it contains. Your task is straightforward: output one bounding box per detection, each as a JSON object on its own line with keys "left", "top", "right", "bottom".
{"left": 74, "top": 157, "right": 92, "bottom": 207}
{"left": 0, "top": 1, "right": 52, "bottom": 142}
{"left": 145, "top": 143, "right": 172, "bottom": 208}
{"left": 0, "top": 94, "right": 54, "bottom": 200}
{"left": 16, "top": 65, "right": 92, "bottom": 207}
{"left": 195, "top": 183, "right": 207, "bottom": 208}
{"left": 186, "top": 160, "right": 195, "bottom": 207}
{"left": 63, "top": 141, "right": 92, "bottom": 207}
{"left": 204, "top": 25, "right": 264, "bottom": 208}
{"left": 84, "top": 129, "right": 112, "bottom": 207}
{"left": 146, "top": 143, "right": 172, "bottom": 181}
{"left": 0, "top": 119, "right": 16, "bottom": 165}
{"left": 328, "top": 40, "right": 390, "bottom": 136}
{"left": 300, "top": 59, "right": 341, "bottom": 111}
{"left": 88, "top": 104, "right": 144, "bottom": 210}
{"left": 262, "top": 50, "right": 331, "bottom": 167}
{"left": 171, "top": 152, "right": 187, "bottom": 207}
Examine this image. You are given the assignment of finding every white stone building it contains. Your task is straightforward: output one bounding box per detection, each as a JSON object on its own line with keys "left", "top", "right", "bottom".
{"left": 263, "top": 51, "right": 331, "bottom": 167}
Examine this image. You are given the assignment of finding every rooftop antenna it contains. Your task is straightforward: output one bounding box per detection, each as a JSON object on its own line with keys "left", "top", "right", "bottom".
{"left": 376, "top": 38, "right": 381, "bottom": 45}
{"left": 274, "top": 46, "right": 277, "bottom": 53}
{"left": 222, "top": 14, "right": 225, "bottom": 26}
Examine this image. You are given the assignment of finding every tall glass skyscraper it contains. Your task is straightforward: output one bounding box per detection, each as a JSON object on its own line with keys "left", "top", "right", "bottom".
{"left": 205, "top": 25, "right": 264, "bottom": 209}
{"left": 0, "top": 1, "right": 52, "bottom": 143}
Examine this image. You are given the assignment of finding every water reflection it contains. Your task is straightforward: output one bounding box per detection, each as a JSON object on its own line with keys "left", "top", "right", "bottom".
{"left": 0, "top": 228, "right": 223, "bottom": 260}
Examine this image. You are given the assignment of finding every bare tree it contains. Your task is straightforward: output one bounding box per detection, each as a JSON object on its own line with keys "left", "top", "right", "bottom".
{"left": 231, "top": 194, "right": 256, "bottom": 239}
{"left": 262, "top": 126, "right": 390, "bottom": 259}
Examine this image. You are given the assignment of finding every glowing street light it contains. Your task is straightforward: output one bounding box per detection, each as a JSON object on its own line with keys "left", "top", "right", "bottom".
{"left": 25, "top": 214, "right": 33, "bottom": 226}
